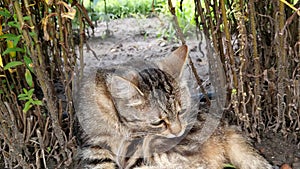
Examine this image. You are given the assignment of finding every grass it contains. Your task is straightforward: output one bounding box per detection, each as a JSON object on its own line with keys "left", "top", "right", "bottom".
{"left": 82, "top": 0, "right": 197, "bottom": 40}
{"left": 84, "top": 0, "right": 156, "bottom": 19}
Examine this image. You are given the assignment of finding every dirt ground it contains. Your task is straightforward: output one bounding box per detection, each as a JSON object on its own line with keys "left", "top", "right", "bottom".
{"left": 80, "top": 17, "right": 300, "bottom": 168}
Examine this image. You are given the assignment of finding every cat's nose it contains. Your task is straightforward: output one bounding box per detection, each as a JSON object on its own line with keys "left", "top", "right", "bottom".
{"left": 168, "top": 118, "right": 183, "bottom": 136}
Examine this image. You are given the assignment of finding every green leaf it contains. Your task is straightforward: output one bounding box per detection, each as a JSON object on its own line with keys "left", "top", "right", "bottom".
{"left": 10, "top": 84, "right": 14, "bottom": 90}
{"left": 23, "top": 101, "right": 32, "bottom": 113}
{"left": 0, "top": 34, "right": 18, "bottom": 39}
{"left": 6, "top": 34, "right": 22, "bottom": 41}
{"left": 23, "top": 16, "right": 31, "bottom": 21}
{"left": 32, "top": 100, "right": 42, "bottom": 105}
{"left": 0, "top": 34, "right": 21, "bottom": 49}
{"left": 29, "top": 31, "right": 37, "bottom": 38}
{"left": 25, "top": 69, "right": 33, "bottom": 87}
{"left": 24, "top": 56, "right": 33, "bottom": 72}
{"left": 7, "top": 35, "right": 22, "bottom": 47}
{"left": 18, "top": 93, "right": 28, "bottom": 98}
{"left": 224, "top": 164, "right": 236, "bottom": 168}
{"left": 47, "top": 147, "right": 51, "bottom": 153}
{"left": 3, "top": 47, "right": 24, "bottom": 56}
{"left": 27, "top": 88, "right": 34, "bottom": 97}
{"left": 0, "top": 8, "right": 11, "bottom": 18}
{"left": 23, "top": 88, "right": 28, "bottom": 94}
{"left": 3, "top": 61, "right": 23, "bottom": 70}
{"left": 232, "top": 88, "right": 237, "bottom": 95}
{"left": 8, "top": 20, "right": 20, "bottom": 30}
{"left": 18, "top": 97, "right": 29, "bottom": 101}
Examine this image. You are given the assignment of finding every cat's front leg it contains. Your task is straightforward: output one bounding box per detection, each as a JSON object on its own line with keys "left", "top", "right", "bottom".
{"left": 134, "top": 153, "right": 204, "bottom": 169}
{"left": 223, "top": 127, "right": 273, "bottom": 169}
{"left": 196, "top": 126, "right": 273, "bottom": 169}
{"left": 78, "top": 146, "right": 118, "bottom": 169}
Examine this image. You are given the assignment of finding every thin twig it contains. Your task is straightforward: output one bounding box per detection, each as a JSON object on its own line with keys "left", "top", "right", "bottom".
{"left": 37, "top": 129, "right": 48, "bottom": 169}
{"left": 168, "top": 0, "right": 186, "bottom": 44}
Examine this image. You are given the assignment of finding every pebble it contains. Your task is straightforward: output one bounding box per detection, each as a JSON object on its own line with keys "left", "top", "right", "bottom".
{"left": 292, "top": 162, "right": 300, "bottom": 169}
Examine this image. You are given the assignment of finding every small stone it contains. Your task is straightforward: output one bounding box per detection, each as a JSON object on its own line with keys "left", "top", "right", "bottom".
{"left": 110, "top": 48, "right": 117, "bottom": 52}
{"left": 272, "top": 165, "right": 280, "bottom": 169}
{"left": 159, "top": 41, "right": 166, "bottom": 47}
{"left": 292, "top": 162, "right": 300, "bottom": 169}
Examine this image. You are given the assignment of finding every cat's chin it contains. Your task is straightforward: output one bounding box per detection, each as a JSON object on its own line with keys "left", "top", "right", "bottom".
{"left": 159, "top": 128, "right": 186, "bottom": 139}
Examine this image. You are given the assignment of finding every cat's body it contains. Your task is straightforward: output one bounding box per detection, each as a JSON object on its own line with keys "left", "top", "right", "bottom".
{"left": 74, "top": 45, "right": 272, "bottom": 169}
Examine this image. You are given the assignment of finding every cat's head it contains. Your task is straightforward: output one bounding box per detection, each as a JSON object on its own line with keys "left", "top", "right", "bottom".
{"left": 107, "top": 45, "right": 196, "bottom": 139}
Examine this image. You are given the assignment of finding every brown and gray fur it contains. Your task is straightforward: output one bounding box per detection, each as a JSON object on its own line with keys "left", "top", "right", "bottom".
{"left": 74, "top": 45, "right": 272, "bottom": 169}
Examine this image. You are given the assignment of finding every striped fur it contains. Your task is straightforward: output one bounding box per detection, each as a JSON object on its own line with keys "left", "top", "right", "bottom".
{"left": 75, "top": 45, "right": 272, "bottom": 169}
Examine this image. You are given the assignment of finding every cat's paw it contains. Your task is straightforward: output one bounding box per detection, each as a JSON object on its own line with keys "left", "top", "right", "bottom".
{"left": 135, "top": 153, "right": 204, "bottom": 169}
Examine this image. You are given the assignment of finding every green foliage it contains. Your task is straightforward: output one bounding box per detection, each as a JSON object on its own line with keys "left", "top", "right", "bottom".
{"left": 83, "top": 0, "right": 166, "bottom": 21}
{"left": 0, "top": 5, "right": 38, "bottom": 113}
{"left": 2, "top": 47, "right": 24, "bottom": 55}
{"left": 159, "top": 0, "right": 196, "bottom": 27}
{"left": 83, "top": 0, "right": 196, "bottom": 41}
{"left": 0, "top": 8, "right": 11, "bottom": 17}
{"left": 25, "top": 69, "right": 33, "bottom": 87}
{"left": 94, "top": 0, "right": 154, "bottom": 19}
{"left": 0, "top": 0, "right": 84, "bottom": 168}
{"left": 47, "top": 146, "right": 52, "bottom": 153}
{"left": 3, "top": 61, "right": 23, "bottom": 70}
{"left": 154, "top": 0, "right": 196, "bottom": 41}
{"left": 18, "top": 88, "right": 42, "bottom": 113}
{"left": 24, "top": 55, "right": 33, "bottom": 72}
{"left": 156, "top": 23, "right": 177, "bottom": 41}
{"left": 0, "top": 34, "right": 22, "bottom": 46}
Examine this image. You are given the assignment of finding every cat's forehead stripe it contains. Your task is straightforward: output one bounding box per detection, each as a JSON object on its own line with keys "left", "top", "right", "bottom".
{"left": 138, "top": 68, "right": 175, "bottom": 96}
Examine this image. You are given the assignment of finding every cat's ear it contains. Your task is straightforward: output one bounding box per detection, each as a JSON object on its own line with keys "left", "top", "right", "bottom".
{"left": 158, "top": 45, "right": 188, "bottom": 79}
{"left": 110, "top": 74, "right": 143, "bottom": 100}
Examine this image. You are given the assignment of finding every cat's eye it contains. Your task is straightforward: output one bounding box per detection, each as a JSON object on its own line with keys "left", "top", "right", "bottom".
{"left": 151, "top": 119, "right": 165, "bottom": 126}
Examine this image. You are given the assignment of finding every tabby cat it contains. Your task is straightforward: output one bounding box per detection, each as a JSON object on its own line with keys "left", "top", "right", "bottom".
{"left": 74, "top": 45, "right": 272, "bottom": 169}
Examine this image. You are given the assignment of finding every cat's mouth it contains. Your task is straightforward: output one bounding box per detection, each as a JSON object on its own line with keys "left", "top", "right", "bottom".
{"left": 153, "top": 117, "right": 187, "bottom": 138}
{"left": 159, "top": 124, "right": 187, "bottom": 138}
{"left": 163, "top": 128, "right": 186, "bottom": 138}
